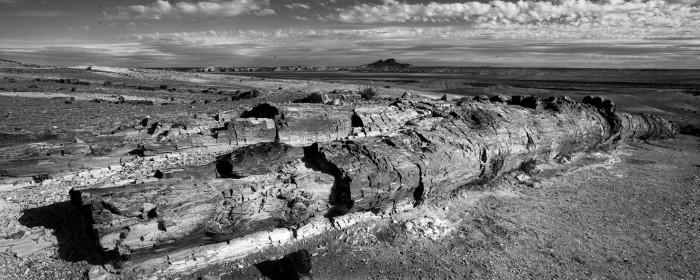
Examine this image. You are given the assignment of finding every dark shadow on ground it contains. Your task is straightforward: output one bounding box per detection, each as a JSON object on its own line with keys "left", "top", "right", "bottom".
{"left": 254, "top": 249, "right": 313, "bottom": 280}
{"left": 255, "top": 259, "right": 302, "bottom": 280}
{"left": 18, "top": 201, "right": 111, "bottom": 265}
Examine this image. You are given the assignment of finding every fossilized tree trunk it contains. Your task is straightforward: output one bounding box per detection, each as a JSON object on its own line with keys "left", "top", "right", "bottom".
{"left": 69, "top": 97, "right": 677, "bottom": 276}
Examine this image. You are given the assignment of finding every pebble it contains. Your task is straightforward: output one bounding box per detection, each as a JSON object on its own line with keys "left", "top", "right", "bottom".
{"left": 516, "top": 174, "right": 531, "bottom": 182}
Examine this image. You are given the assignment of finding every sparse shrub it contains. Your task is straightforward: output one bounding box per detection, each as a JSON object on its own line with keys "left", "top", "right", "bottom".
{"left": 519, "top": 159, "right": 538, "bottom": 174}
{"left": 357, "top": 85, "right": 378, "bottom": 100}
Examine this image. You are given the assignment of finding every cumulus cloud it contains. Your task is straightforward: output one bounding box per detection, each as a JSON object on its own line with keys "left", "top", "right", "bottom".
{"left": 329, "top": 0, "right": 699, "bottom": 29}
{"left": 126, "top": 0, "right": 275, "bottom": 19}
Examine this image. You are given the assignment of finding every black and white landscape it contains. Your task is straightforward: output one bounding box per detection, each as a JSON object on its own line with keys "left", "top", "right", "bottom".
{"left": 0, "top": 0, "right": 698, "bottom": 279}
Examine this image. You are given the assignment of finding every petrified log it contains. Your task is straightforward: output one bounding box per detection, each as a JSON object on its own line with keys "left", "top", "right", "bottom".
{"left": 239, "top": 103, "right": 354, "bottom": 146}
{"left": 70, "top": 152, "right": 334, "bottom": 259}
{"left": 69, "top": 97, "right": 677, "bottom": 276}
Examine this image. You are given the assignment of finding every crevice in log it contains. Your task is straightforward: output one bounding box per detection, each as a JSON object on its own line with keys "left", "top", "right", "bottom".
{"left": 413, "top": 182, "right": 424, "bottom": 207}
{"left": 351, "top": 113, "right": 364, "bottom": 128}
{"left": 101, "top": 201, "right": 121, "bottom": 216}
{"left": 127, "top": 145, "right": 146, "bottom": 157}
{"left": 526, "top": 132, "right": 535, "bottom": 151}
{"left": 153, "top": 170, "right": 164, "bottom": 179}
{"left": 325, "top": 176, "right": 354, "bottom": 219}
{"left": 241, "top": 103, "right": 279, "bottom": 119}
{"left": 214, "top": 158, "right": 235, "bottom": 178}
{"left": 147, "top": 122, "right": 159, "bottom": 135}
{"left": 146, "top": 207, "right": 158, "bottom": 219}
{"left": 303, "top": 143, "right": 355, "bottom": 218}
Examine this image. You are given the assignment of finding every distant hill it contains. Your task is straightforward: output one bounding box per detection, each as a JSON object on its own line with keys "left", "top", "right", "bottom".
{"left": 0, "top": 59, "right": 42, "bottom": 68}
{"left": 362, "top": 58, "right": 412, "bottom": 69}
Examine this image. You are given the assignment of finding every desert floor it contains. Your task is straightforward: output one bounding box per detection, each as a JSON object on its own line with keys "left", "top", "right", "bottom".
{"left": 0, "top": 62, "right": 698, "bottom": 279}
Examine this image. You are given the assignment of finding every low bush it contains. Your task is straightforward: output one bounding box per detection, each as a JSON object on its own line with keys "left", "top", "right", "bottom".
{"left": 357, "top": 85, "right": 378, "bottom": 99}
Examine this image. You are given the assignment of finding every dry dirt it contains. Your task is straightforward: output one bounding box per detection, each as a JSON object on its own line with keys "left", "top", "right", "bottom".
{"left": 0, "top": 64, "right": 698, "bottom": 280}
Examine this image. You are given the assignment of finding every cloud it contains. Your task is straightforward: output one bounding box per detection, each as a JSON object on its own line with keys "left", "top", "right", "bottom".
{"left": 0, "top": 0, "right": 18, "bottom": 5}
{"left": 125, "top": 0, "right": 275, "bottom": 19}
{"left": 105, "top": 27, "right": 698, "bottom": 68}
{"left": 0, "top": 42, "right": 172, "bottom": 67}
{"left": 1, "top": 24, "right": 698, "bottom": 68}
{"left": 284, "top": 3, "right": 311, "bottom": 10}
{"left": 328, "top": 0, "right": 700, "bottom": 29}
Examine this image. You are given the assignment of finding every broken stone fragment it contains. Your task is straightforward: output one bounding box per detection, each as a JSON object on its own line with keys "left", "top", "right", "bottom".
{"left": 583, "top": 95, "right": 616, "bottom": 114}
{"left": 489, "top": 95, "right": 511, "bottom": 103}
{"left": 217, "top": 142, "right": 304, "bottom": 178}
{"left": 296, "top": 92, "right": 331, "bottom": 104}
{"left": 87, "top": 267, "right": 109, "bottom": 280}
{"left": 229, "top": 118, "right": 276, "bottom": 145}
{"left": 518, "top": 96, "right": 543, "bottom": 109}
{"left": 474, "top": 95, "right": 490, "bottom": 101}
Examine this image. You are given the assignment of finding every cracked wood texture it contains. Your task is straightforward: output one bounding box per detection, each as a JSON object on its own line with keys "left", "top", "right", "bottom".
{"left": 69, "top": 97, "right": 677, "bottom": 276}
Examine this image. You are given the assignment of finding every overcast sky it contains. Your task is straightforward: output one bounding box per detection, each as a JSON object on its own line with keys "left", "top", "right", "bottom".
{"left": 0, "top": 0, "right": 698, "bottom": 68}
